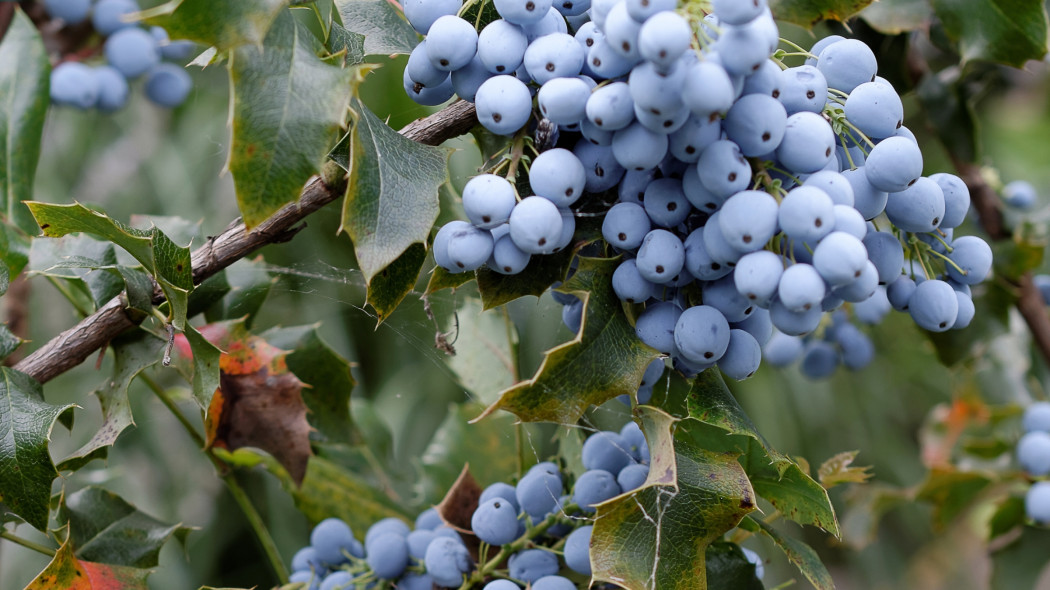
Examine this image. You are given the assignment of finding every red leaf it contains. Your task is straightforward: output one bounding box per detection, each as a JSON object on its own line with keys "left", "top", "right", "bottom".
{"left": 26, "top": 538, "right": 150, "bottom": 590}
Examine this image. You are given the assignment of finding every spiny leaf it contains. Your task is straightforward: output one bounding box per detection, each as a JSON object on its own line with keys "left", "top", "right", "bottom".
{"left": 140, "top": 0, "right": 289, "bottom": 51}
{"left": 58, "top": 332, "right": 164, "bottom": 472}
{"left": 366, "top": 242, "right": 427, "bottom": 324}
{"left": 181, "top": 324, "right": 222, "bottom": 409}
{"left": 327, "top": 23, "right": 366, "bottom": 66}
{"left": 426, "top": 265, "right": 475, "bottom": 295}
{"left": 704, "top": 542, "right": 764, "bottom": 590}
{"left": 0, "top": 324, "right": 22, "bottom": 362}
{"left": 818, "top": 451, "right": 873, "bottom": 488}
{"left": 25, "top": 535, "right": 151, "bottom": 589}
{"left": 591, "top": 407, "right": 755, "bottom": 590}
{"left": 444, "top": 299, "right": 517, "bottom": 406}
{"left": 475, "top": 245, "right": 576, "bottom": 310}
{"left": 0, "top": 368, "right": 73, "bottom": 531}
{"left": 932, "top": 0, "right": 1049, "bottom": 67}
{"left": 58, "top": 486, "right": 191, "bottom": 568}
{"left": 769, "top": 0, "right": 875, "bottom": 27}
{"left": 202, "top": 324, "right": 312, "bottom": 485}
{"left": 25, "top": 202, "right": 193, "bottom": 329}
{"left": 341, "top": 97, "right": 452, "bottom": 284}
{"left": 477, "top": 257, "right": 660, "bottom": 424}
{"left": 228, "top": 11, "right": 354, "bottom": 229}
{"left": 0, "top": 8, "right": 49, "bottom": 236}
{"left": 262, "top": 324, "right": 356, "bottom": 446}
{"left": 686, "top": 371, "right": 840, "bottom": 536}
{"left": 739, "top": 516, "right": 835, "bottom": 590}
{"left": 334, "top": 0, "right": 419, "bottom": 56}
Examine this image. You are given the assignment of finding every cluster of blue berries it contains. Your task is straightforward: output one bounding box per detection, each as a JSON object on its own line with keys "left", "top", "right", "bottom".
{"left": 414, "top": 0, "right": 994, "bottom": 381}
{"left": 1018, "top": 402, "right": 1050, "bottom": 525}
{"left": 287, "top": 426, "right": 763, "bottom": 589}
{"left": 45, "top": 0, "right": 194, "bottom": 111}
{"left": 1003, "top": 180, "right": 1037, "bottom": 210}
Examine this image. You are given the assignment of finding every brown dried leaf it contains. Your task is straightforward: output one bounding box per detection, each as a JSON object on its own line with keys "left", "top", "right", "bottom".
{"left": 818, "top": 451, "right": 873, "bottom": 489}
{"left": 436, "top": 464, "right": 482, "bottom": 558}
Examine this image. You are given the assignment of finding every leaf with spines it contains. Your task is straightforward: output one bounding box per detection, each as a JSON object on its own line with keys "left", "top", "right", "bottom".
{"left": 140, "top": 0, "right": 290, "bottom": 51}
{"left": 769, "top": 0, "right": 875, "bottom": 27}
{"left": 26, "top": 203, "right": 193, "bottom": 329}
{"left": 738, "top": 516, "right": 834, "bottom": 590}
{"left": 686, "top": 371, "right": 839, "bottom": 536}
{"left": 367, "top": 242, "right": 427, "bottom": 324}
{"left": 228, "top": 11, "right": 354, "bottom": 228}
{"left": 327, "top": 23, "right": 367, "bottom": 66}
{"left": 25, "top": 536, "right": 151, "bottom": 590}
{"left": 334, "top": 0, "right": 419, "bottom": 57}
{"left": 0, "top": 9, "right": 49, "bottom": 236}
{"left": 476, "top": 257, "right": 660, "bottom": 424}
{"left": 0, "top": 368, "right": 74, "bottom": 531}
{"left": 58, "top": 332, "right": 164, "bottom": 472}
{"left": 704, "top": 542, "right": 764, "bottom": 590}
{"left": 341, "top": 97, "right": 452, "bottom": 284}
{"left": 57, "top": 486, "right": 191, "bottom": 568}
{"left": 818, "top": 450, "right": 873, "bottom": 488}
{"left": 932, "top": 0, "right": 1049, "bottom": 67}
{"left": 591, "top": 407, "right": 755, "bottom": 590}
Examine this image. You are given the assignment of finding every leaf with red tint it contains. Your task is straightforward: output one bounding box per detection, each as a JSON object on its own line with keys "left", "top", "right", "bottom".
{"left": 26, "top": 537, "right": 150, "bottom": 590}
{"left": 201, "top": 323, "right": 313, "bottom": 485}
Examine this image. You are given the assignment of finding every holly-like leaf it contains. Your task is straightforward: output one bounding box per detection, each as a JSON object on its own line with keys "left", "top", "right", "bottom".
{"left": 58, "top": 333, "right": 163, "bottom": 472}
{"left": 475, "top": 246, "right": 576, "bottom": 310}
{"left": 0, "top": 368, "right": 73, "bottom": 531}
{"left": 914, "top": 468, "right": 992, "bottom": 531}
{"left": 203, "top": 325, "right": 312, "bottom": 485}
{"left": 990, "top": 526, "right": 1050, "bottom": 590}
{"left": 686, "top": 371, "right": 840, "bottom": 536}
{"left": 0, "top": 324, "right": 22, "bottom": 362}
{"left": 768, "top": 0, "right": 875, "bottom": 27}
{"left": 182, "top": 324, "right": 222, "bottom": 409}
{"left": 327, "top": 23, "right": 366, "bottom": 66}
{"left": 477, "top": 257, "right": 660, "bottom": 424}
{"left": 444, "top": 298, "right": 517, "bottom": 406}
{"left": 25, "top": 202, "right": 193, "bottom": 329}
{"left": 205, "top": 257, "right": 276, "bottom": 328}
{"left": 704, "top": 542, "right": 764, "bottom": 590}
{"left": 0, "top": 8, "right": 49, "bottom": 236}
{"left": 58, "top": 486, "right": 190, "bottom": 568}
{"left": 228, "top": 11, "right": 354, "bottom": 229}
{"left": 426, "top": 265, "right": 475, "bottom": 295}
{"left": 860, "top": 0, "right": 933, "bottom": 34}
{"left": 140, "top": 0, "right": 289, "bottom": 51}
{"left": 367, "top": 242, "right": 427, "bottom": 324}
{"left": 334, "top": 0, "right": 419, "bottom": 56}
{"left": 591, "top": 407, "right": 755, "bottom": 590}
{"left": 25, "top": 536, "right": 151, "bottom": 590}
{"left": 262, "top": 325, "right": 355, "bottom": 445}
{"left": 739, "top": 516, "right": 835, "bottom": 590}
{"left": 341, "top": 97, "right": 452, "bottom": 284}
{"left": 818, "top": 451, "right": 873, "bottom": 488}
{"left": 932, "top": 0, "right": 1049, "bottom": 67}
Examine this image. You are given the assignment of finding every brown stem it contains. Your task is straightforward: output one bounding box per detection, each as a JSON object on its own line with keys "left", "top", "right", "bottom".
{"left": 2, "top": 276, "right": 31, "bottom": 366}
{"left": 14, "top": 101, "right": 477, "bottom": 384}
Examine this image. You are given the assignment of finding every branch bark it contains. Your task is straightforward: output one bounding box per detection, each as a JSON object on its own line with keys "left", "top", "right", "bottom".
{"left": 14, "top": 101, "right": 477, "bottom": 383}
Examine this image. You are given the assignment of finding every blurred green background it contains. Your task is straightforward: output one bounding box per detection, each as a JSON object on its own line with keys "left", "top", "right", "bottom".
{"left": 2, "top": 8, "right": 1050, "bottom": 590}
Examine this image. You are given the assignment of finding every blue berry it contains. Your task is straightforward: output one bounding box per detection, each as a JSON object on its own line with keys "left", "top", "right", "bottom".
{"left": 104, "top": 27, "right": 160, "bottom": 79}
{"left": 462, "top": 175, "right": 516, "bottom": 229}
{"left": 816, "top": 39, "right": 877, "bottom": 93}
{"left": 1023, "top": 402, "right": 1050, "bottom": 433}
{"left": 310, "top": 518, "right": 360, "bottom": 565}
{"left": 144, "top": 63, "right": 192, "bottom": 108}
{"left": 508, "top": 549, "right": 559, "bottom": 583}
{"left": 573, "top": 469, "right": 621, "bottom": 512}
{"left": 718, "top": 329, "right": 761, "bottom": 380}
{"left": 475, "top": 75, "right": 533, "bottom": 135}
{"left": 564, "top": 525, "right": 592, "bottom": 575}
{"left": 44, "top": 0, "right": 91, "bottom": 24}
{"left": 472, "top": 497, "right": 521, "bottom": 545}
{"left": 424, "top": 537, "right": 473, "bottom": 587}
{"left": 50, "top": 62, "right": 99, "bottom": 109}
{"left": 603, "top": 203, "right": 651, "bottom": 250}
{"left": 92, "top": 0, "right": 139, "bottom": 35}
{"left": 403, "top": 0, "right": 461, "bottom": 34}
{"left": 1017, "top": 431, "right": 1050, "bottom": 475}
{"left": 582, "top": 431, "right": 634, "bottom": 473}
{"left": 946, "top": 235, "right": 992, "bottom": 286}
{"left": 908, "top": 279, "right": 959, "bottom": 332}
{"left": 367, "top": 533, "right": 410, "bottom": 579}
{"left": 478, "top": 20, "right": 529, "bottom": 74}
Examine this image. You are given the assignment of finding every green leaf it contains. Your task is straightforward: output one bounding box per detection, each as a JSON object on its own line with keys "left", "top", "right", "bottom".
{"left": 25, "top": 202, "right": 193, "bottom": 329}
{"left": 477, "top": 257, "right": 660, "bottom": 424}
{"left": 58, "top": 486, "right": 191, "bottom": 568}
{"left": 206, "top": 257, "right": 276, "bottom": 328}
{"left": 769, "top": 0, "right": 875, "bottom": 27}
{"left": 914, "top": 468, "right": 992, "bottom": 531}
{"left": 476, "top": 246, "right": 576, "bottom": 310}
{"left": 334, "top": 0, "right": 419, "bottom": 56}
{"left": 0, "top": 367, "right": 73, "bottom": 531}
{"left": 422, "top": 403, "right": 519, "bottom": 494}
{"left": 366, "top": 242, "right": 426, "bottom": 324}
{"left": 262, "top": 325, "right": 355, "bottom": 445}
{"left": 140, "top": 0, "right": 290, "bottom": 51}
{"left": 228, "top": 11, "right": 354, "bottom": 228}
{"left": 425, "top": 264, "right": 475, "bottom": 295}
{"left": 445, "top": 298, "right": 517, "bottom": 406}
{"left": 685, "top": 371, "right": 839, "bottom": 535}
{"left": 591, "top": 407, "right": 755, "bottom": 590}
{"left": 58, "top": 332, "right": 163, "bottom": 472}
{"left": 916, "top": 71, "right": 980, "bottom": 164}
{"left": 839, "top": 482, "right": 910, "bottom": 549}
{"left": 0, "top": 324, "right": 22, "bottom": 362}
{"left": 0, "top": 222, "right": 29, "bottom": 279}
{"left": 185, "top": 324, "right": 222, "bottom": 409}
{"left": 931, "top": 0, "right": 1049, "bottom": 67}
{"left": 0, "top": 8, "right": 49, "bottom": 236}
{"left": 327, "top": 23, "right": 366, "bottom": 65}
{"left": 704, "top": 542, "right": 764, "bottom": 590}
{"left": 739, "top": 516, "right": 835, "bottom": 590}
{"left": 987, "top": 494, "right": 1026, "bottom": 540}
{"left": 990, "top": 526, "right": 1050, "bottom": 590}
{"left": 341, "top": 98, "right": 452, "bottom": 283}
{"left": 860, "top": 0, "right": 933, "bottom": 34}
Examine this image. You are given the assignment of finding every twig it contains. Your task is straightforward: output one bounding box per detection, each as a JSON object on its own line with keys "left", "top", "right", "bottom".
{"left": 14, "top": 101, "right": 478, "bottom": 384}
{"left": 0, "top": 529, "right": 57, "bottom": 557}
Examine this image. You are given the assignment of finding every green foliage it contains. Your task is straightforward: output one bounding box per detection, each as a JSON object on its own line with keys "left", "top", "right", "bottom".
{"left": 340, "top": 97, "right": 452, "bottom": 283}
{"left": 141, "top": 0, "right": 291, "bottom": 51}
{"left": 334, "top": 0, "right": 419, "bottom": 56}
{"left": 990, "top": 526, "right": 1050, "bottom": 590}
{"left": 184, "top": 324, "right": 222, "bottom": 408}
{"left": 479, "top": 257, "right": 659, "bottom": 424}
{"left": 228, "top": 12, "right": 354, "bottom": 229}
{"left": 860, "top": 0, "right": 932, "bottom": 34}
{"left": 366, "top": 242, "right": 427, "bottom": 323}
{"left": 0, "top": 368, "right": 72, "bottom": 531}
{"left": 769, "top": 0, "right": 875, "bottom": 27}
{"left": 932, "top": 0, "right": 1050, "bottom": 66}
{"left": 703, "top": 542, "right": 764, "bottom": 590}
{"left": 444, "top": 298, "right": 517, "bottom": 405}
{"left": 739, "top": 517, "right": 834, "bottom": 590}
{"left": 0, "top": 9, "right": 48, "bottom": 236}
